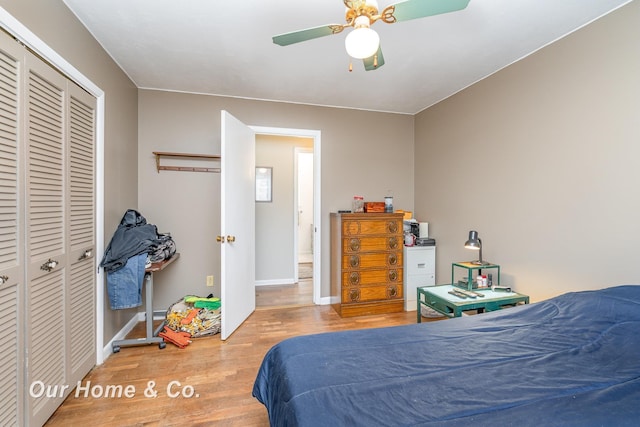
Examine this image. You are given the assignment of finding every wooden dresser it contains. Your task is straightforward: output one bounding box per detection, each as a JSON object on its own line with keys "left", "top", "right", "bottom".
{"left": 330, "top": 212, "right": 404, "bottom": 317}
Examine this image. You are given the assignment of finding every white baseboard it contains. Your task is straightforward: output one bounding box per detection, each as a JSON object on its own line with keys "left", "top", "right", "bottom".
{"left": 255, "top": 278, "right": 296, "bottom": 286}
{"left": 317, "top": 296, "right": 331, "bottom": 305}
{"left": 329, "top": 295, "right": 341, "bottom": 305}
{"left": 100, "top": 310, "right": 167, "bottom": 363}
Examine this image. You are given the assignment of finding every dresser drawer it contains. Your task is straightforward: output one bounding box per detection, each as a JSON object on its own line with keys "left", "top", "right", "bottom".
{"left": 343, "top": 218, "right": 401, "bottom": 236}
{"left": 343, "top": 283, "right": 403, "bottom": 303}
{"left": 342, "top": 252, "right": 402, "bottom": 269}
{"left": 342, "top": 268, "right": 402, "bottom": 286}
{"left": 343, "top": 236, "right": 401, "bottom": 253}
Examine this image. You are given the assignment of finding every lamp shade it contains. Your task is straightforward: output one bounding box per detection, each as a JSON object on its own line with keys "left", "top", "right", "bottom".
{"left": 345, "top": 16, "right": 379, "bottom": 59}
{"left": 464, "top": 230, "right": 480, "bottom": 249}
{"left": 464, "top": 230, "right": 488, "bottom": 265}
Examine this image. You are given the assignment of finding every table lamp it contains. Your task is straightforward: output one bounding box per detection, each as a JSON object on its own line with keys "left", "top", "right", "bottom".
{"left": 464, "top": 230, "right": 489, "bottom": 265}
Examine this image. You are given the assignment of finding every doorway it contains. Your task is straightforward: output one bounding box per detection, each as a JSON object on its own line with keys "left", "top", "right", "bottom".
{"left": 252, "top": 127, "right": 321, "bottom": 308}
{"left": 296, "top": 148, "right": 314, "bottom": 268}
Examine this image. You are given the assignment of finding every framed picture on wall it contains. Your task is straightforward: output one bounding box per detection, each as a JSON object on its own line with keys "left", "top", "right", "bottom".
{"left": 256, "top": 167, "right": 272, "bottom": 202}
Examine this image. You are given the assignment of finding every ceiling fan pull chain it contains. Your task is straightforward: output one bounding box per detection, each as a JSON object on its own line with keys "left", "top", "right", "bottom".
{"left": 373, "top": 54, "right": 378, "bottom": 68}
{"left": 349, "top": 60, "right": 353, "bottom": 72}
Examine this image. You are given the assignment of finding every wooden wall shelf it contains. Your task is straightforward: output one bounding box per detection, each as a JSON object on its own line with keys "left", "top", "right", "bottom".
{"left": 152, "top": 151, "right": 221, "bottom": 173}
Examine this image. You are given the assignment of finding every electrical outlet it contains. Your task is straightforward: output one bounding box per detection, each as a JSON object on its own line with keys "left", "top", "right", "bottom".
{"left": 206, "top": 275, "right": 214, "bottom": 287}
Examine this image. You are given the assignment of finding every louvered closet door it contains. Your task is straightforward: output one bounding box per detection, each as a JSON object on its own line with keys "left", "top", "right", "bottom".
{"left": 0, "top": 31, "right": 97, "bottom": 426}
{"left": 0, "top": 32, "right": 25, "bottom": 427}
{"left": 25, "top": 51, "right": 68, "bottom": 427}
{"left": 66, "top": 81, "right": 96, "bottom": 385}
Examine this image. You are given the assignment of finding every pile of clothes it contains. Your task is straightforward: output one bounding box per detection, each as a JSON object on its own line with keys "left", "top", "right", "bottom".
{"left": 159, "top": 295, "right": 222, "bottom": 348}
{"left": 100, "top": 209, "right": 176, "bottom": 310}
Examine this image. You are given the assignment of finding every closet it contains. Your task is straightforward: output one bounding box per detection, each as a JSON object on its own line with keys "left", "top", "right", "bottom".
{"left": 0, "top": 31, "right": 97, "bottom": 426}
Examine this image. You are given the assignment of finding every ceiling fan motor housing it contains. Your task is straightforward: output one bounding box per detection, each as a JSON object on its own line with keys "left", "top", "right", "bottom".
{"left": 345, "top": 0, "right": 379, "bottom": 26}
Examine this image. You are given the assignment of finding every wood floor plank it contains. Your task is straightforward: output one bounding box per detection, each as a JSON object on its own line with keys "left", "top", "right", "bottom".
{"left": 45, "top": 281, "right": 443, "bottom": 426}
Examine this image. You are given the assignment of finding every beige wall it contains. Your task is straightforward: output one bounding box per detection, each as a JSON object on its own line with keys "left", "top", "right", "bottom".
{"left": 138, "top": 90, "right": 415, "bottom": 308}
{"left": 0, "top": 1, "right": 140, "bottom": 342}
{"left": 414, "top": 1, "right": 640, "bottom": 302}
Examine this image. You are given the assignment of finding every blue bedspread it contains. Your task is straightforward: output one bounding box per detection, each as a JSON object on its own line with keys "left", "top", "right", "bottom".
{"left": 252, "top": 285, "right": 640, "bottom": 426}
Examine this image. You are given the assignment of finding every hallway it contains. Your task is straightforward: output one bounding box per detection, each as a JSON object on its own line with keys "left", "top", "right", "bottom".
{"left": 255, "top": 262, "right": 313, "bottom": 308}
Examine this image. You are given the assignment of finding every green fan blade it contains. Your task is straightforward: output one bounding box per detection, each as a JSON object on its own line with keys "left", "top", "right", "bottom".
{"left": 363, "top": 46, "right": 385, "bottom": 71}
{"left": 389, "top": 0, "right": 470, "bottom": 22}
{"left": 273, "top": 24, "right": 344, "bottom": 46}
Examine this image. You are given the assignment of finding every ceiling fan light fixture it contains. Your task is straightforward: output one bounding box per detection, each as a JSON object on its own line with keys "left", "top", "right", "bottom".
{"left": 345, "top": 16, "right": 379, "bottom": 59}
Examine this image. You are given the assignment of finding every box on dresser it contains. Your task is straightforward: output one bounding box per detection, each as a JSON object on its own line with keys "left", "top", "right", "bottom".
{"left": 330, "top": 212, "right": 404, "bottom": 317}
{"left": 363, "top": 202, "right": 385, "bottom": 212}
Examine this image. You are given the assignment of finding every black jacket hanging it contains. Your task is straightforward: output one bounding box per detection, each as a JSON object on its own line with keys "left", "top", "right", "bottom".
{"left": 100, "top": 209, "right": 159, "bottom": 273}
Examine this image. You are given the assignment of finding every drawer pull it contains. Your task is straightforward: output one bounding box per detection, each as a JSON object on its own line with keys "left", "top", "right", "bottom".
{"left": 349, "top": 238, "right": 360, "bottom": 252}
{"left": 349, "top": 288, "right": 360, "bottom": 302}
{"left": 387, "top": 221, "right": 398, "bottom": 233}
{"left": 417, "top": 263, "right": 425, "bottom": 269}
{"left": 387, "top": 285, "right": 398, "bottom": 298}
{"left": 0, "top": 275, "right": 8, "bottom": 285}
{"left": 388, "top": 237, "right": 398, "bottom": 250}
{"left": 349, "top": 272, "right": 360, "bottom": 285}
{"left": 349, "top": 255, "right": 360, "bottom": 268}
{"left": 40, "top": 259, "right": 59, "bottom": 272}
{"left": 388, "top": 254, "right": 397, "bottom": 266}
{"left": 388, "top": 270, "right": 398, "bottom": 281}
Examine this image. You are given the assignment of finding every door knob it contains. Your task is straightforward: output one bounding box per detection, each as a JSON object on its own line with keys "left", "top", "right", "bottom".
{"left": 216, "top": 236, "right": 226, "bottom": 243}
{"left": 226, "top": 235, "right": 236, "bottom": 243}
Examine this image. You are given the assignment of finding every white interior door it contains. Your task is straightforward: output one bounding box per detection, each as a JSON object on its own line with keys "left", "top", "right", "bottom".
{"left": 220, "top": 110, "right": 255, "bottom": 340}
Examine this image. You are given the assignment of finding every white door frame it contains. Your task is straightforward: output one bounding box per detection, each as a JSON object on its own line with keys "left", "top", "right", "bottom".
{"left": 250, "top": 126, "right": 322, "bottom": 305}
{"left": 0, "top": 7, "right": 106, "bottom": 364}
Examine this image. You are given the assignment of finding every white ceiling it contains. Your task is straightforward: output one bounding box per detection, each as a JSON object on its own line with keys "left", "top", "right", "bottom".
{"left": 62, "top": 0, "right": 631, "bottom": 115}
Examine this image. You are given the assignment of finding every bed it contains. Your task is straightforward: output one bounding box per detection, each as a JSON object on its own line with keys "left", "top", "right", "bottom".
{"left": 252, "top": 285, "right": 640, "bottom": 426}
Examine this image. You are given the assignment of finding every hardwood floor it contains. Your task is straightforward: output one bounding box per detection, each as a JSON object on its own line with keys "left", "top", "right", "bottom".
{"left": 255, "top": 278, "right": 313, "bottom": 308}
{"left": 46, "top": 278, "right": 441, "bottom": 426}
{"left": 255, "top": 263, "right": 313, "bottom": 308}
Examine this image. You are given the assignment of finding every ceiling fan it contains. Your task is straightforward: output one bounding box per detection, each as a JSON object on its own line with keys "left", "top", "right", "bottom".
{"left": 272, "top": 0, "right": 471, "bottom": 71}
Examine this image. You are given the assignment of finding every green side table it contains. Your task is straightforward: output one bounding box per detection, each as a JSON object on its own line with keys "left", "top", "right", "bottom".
{"left": 417, "top": 284, "right": 529, "bottom": 321}
{"left": 452, "top": 261, "right": 500, "bottom": 290}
